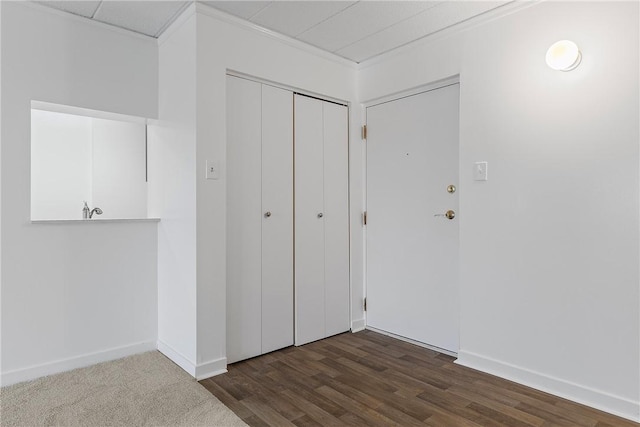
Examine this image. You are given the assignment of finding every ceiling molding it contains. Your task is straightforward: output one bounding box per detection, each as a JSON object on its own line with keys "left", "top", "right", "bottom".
{"left": 23, "top": 0, "right": 542, "bottom": 73}
{"left": 195, "top": 2, "right": 358, "bottom": 70}
{"left": 21, "top": 1, "right": 157, "bottom": 43}
{"left": 194, "top": 1, "right": 540, "bottom": 71}
{"left": 157, "top": 2, "right": 197, "bottom": 46}
{"left": 153, "top": 2, "right": 194, "bottom": 38}
{"left": 357, "top": 0, "right": 541, "bottom": 70}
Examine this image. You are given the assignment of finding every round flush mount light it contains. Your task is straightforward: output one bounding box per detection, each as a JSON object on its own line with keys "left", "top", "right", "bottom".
{"left": 545, "top": 40, "right": 582, "bottom": 71}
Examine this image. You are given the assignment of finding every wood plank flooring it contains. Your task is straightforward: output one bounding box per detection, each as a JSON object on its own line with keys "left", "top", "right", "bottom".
{"left": 200, "top": 330, "right": 638, "bottom": 427}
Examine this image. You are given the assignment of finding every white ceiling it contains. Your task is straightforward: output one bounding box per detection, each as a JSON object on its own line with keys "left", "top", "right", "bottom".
{"left": 35, "top": 1, "right": 513, "bottom": 63}
{"left": 35, "top": 1, "right": 191, "bottom": 38}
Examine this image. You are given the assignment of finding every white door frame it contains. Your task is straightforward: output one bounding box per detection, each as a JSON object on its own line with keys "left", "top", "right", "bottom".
{"left": 362, "top": 75, "right": 460, "bottom": 110}
{"left": 362, "top": 75, "right": 461, "bottom": 356}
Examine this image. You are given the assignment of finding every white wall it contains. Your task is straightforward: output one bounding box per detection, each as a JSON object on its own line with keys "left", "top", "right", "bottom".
{"left": 1, "top": 3, "right": 159, "bottom": 385}
{"left": 359, "top": 1, "right": 639, "bottom": 421}
{"left": 1, "top": 0, "right": 4, "bottom": 377}
{"left": 149, "top": 13, "right": 198, "bottom": 374}
{"left": 31, "top": 110, "right": 93, "bottom": 220}
{"left": 92, "top": 118, "right": 147, "bottom": 219}
{"left": 194, "top": 5, "right": 360, "bottom": 376}
{"left": 150, "top": 4, "right": 361, "bottom": 379}
{"left": 5, "top": 1, "right": 636, "bottom": 422}
{"left": 30, "top": 111, "right": 147, "bottom": 220}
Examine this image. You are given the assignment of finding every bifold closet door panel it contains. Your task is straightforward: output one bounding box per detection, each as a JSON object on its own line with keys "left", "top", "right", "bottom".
{"left": 261, "top": 85, "right": 294, "bottom": 354}
{"left": 294, "top": 95, "right": 326, "bottom": 346}
{"left": 226, "top": 76, "right": 262, "bottom": 363}
{"left": 323, "top": 102, "right": 350, "bottom": 337}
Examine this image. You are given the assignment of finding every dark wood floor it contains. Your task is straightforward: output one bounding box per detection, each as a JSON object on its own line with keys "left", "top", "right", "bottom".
{"left": 200, "top": 330, "right": 637, "bottom": 427}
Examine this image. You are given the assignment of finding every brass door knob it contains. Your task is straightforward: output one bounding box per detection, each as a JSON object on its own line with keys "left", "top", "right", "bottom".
{"left": 445, "top": 210, "right": 455, "bottom": 220}
{"left": 447, "top": 185, "right": 456, "bottom": 193}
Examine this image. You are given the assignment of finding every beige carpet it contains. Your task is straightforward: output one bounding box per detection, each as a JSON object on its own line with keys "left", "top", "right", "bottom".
{"left": 0, "top": 351, "right": 247, "bottom": 426}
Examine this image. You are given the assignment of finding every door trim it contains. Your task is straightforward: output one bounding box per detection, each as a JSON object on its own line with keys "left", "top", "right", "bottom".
{"left": 362, "top": 75, "right": 459, "bottom": 109}
{"left": 227, "top": 69, "right": 349, "bottom": 107}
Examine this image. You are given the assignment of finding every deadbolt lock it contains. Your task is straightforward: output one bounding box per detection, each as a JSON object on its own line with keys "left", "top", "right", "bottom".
{"left": 447, "top": 185, "right": 456, "bottom": 194}
{"left": 445, "top": 210, "right": 455, "bottom": 220}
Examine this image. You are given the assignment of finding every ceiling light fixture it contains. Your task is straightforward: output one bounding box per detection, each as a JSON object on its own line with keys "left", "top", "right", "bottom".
{"left": 546, "top": 40, "right": 582, "bottom": 71}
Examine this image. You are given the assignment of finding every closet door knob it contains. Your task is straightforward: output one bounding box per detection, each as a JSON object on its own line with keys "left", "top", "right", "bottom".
{"left": 264, "top": 211, "right": 272, "bottom": 218}
{"left": 317, "top": 213, "right": 324, "bottom": 218}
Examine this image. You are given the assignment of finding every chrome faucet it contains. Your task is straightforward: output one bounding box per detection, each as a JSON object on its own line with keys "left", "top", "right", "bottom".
{"left": 89, "top": 207, "right": 103, "bottom": 219}
{"left": 82, "top": 202, "right": 103, "bottom": 219}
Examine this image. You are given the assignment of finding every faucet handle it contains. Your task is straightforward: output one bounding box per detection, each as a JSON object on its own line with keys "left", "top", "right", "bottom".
{"left": 82, "top": 201, "right": 90, "bottom": 219}
{"left": 89, "top": 207, "right": 103, "bottom": 219}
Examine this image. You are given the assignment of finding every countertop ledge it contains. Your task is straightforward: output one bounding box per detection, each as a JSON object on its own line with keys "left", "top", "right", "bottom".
{"left": 31, "top": 218, "right": 161, "bottom": 224}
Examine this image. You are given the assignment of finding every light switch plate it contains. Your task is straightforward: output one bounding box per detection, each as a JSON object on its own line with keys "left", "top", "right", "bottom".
{"left": 206, "top": 160, "right": 219, "bottom": 180}
{"left": 474, "top": 161, "right": 488, "bottom": 181}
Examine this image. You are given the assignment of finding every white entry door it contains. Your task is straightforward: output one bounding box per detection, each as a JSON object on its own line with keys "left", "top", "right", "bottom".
{"left": 366, "top": 83, "right": 460, "bottom": 354}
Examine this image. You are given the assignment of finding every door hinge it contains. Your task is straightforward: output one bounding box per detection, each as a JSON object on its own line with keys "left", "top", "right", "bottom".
{"left": 362, "top": 125, "right": 367, "bottom": 140}
{"left": 364, "top": 298, "right": 367, "bottom": 311}
{"left": 363, "top": 211, "right": 367, "bottom": 226}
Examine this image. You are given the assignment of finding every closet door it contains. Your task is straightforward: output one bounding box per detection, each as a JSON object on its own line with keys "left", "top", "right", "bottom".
{"left": 261, "top": 85, "right": 293, "bottom": 353}
{"left": 323, "top": 102, "right": 350, "bottom": 337}
{"left": 294, "top": 94, "right": 350, "bottom": 346}
{"left": 227, "top": 77, "right": 294, "bottom": 363}
{"left": 226, "top": 76, "right": 262, "bottom": 363}
{"left": 294, "top": 95, "right": 326, "bottom": 345}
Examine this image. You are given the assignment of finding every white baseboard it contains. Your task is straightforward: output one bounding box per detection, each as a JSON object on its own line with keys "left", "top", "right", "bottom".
{"left": 351, "top": 318, "right": 366, "bottom": 332}
{"left": 2, "top": 340, "right": 228, "bottom": 388}
{"left": 365, "top": 326, "right": 458, "bottom": 357}
{"left": 195, "top": 357, "right": 227, "bottom": 381}
{"left": 0, "top": 340, "right": 156, "bottom": 387}
{"left": 157, "top": 340, "right": 227, "bottom": 381}
{"left": 157, "top": 340, "right": 196, "bottom": 376}
{"left": 456, "top": 350, "right": 640, "bottom": 423}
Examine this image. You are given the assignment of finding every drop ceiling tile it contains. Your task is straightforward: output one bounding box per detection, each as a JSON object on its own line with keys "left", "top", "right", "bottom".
{"left": 201, "top": 1, "right": 272, "bottom": 20}
{"left": 35, "top": 1, "right": 102, "bottom": 18}
{"left": 93, "top": 1, "right": 189, "bottom": 37}
{"left": 337, "top": 1, "right": 510, "bottom": 62}
{"left": 250, "top": 1, "right": 356, "bottom": 37}
{"left": 426, "top": 0, "right": 510, "bottom": 26}
{"left": 297, "top": 1, "right": 437, "bottom": 53}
